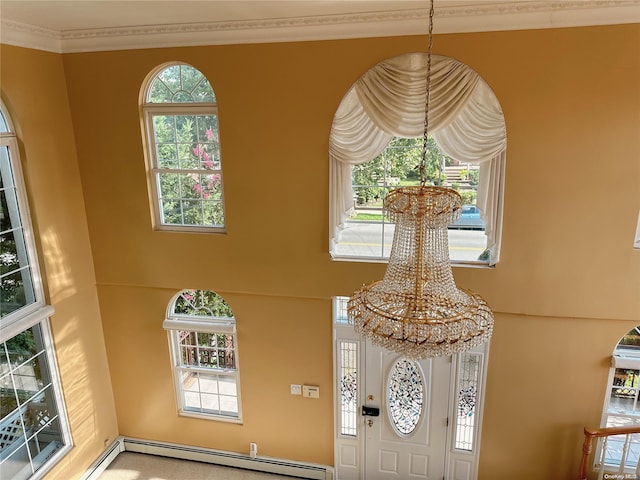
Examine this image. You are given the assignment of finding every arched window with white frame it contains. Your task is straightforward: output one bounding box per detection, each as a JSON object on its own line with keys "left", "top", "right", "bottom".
{"left": 0, "top": 100, "right": 72, "bottom": 479}
{"left": 163, "top": 289, "right": 241, "bottom": 422}
{"left": 329, "top": 53, "right": 506, "bottom": 266}
{"left": 598, "top": 327, "right": 640, "bottom": 471}
{"left": 141, "top": 63, "right": 225, "bottom": 231}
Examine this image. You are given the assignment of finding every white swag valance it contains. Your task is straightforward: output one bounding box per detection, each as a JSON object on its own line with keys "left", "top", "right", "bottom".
{"left": 329, "top": 53, "right": 506, "bottom": 265}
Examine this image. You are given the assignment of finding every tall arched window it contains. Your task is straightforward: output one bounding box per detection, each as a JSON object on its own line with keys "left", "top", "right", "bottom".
{"left": 163, "top": 290, "right": 241, "bottom": 421}
{"left": 141, "top": 63, "right": 225, "bottom": 231}
{"left": 0, "top": 100, "right": 71, "bottom": 478}
{"left": 599, "top": 327, "right": 640, "bottom": 469}
{"left": 329, "top": 53, "right": 506, "bottom": 265}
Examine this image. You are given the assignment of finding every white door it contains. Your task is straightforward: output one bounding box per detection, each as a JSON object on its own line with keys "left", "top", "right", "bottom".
{"left": 334, "top": 298, "right": 488, "bottom": 480}
{"left": 362, "top": 341, "right": 450, "bottom": 480}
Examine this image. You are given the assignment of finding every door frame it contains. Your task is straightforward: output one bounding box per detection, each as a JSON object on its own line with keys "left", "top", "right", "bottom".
{"left": 333, "top": 297, "right": 490, "bottom": 480}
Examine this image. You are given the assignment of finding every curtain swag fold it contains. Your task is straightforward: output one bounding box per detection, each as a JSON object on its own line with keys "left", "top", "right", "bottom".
{"left": 329, "top": 52, "right": 507, "bottom": 265}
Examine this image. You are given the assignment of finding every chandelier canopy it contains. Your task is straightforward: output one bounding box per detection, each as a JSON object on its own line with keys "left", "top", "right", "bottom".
{"left": 347, "top": 0, "right": 494, "bottom": 359}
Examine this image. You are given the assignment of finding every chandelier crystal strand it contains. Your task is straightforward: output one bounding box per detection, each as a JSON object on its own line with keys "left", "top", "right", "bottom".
{"left": 347, "top": 0, "right": 494, "bottom": 359}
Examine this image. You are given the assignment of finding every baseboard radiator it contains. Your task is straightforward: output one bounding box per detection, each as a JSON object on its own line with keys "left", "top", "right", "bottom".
{"left": 83, "top": 436, "right": 334, "bottom": 480}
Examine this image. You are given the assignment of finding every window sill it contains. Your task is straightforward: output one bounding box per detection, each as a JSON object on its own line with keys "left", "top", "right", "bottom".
{"left": 330, "top": 253, "right": 493, "bottom": 269}
{"left": 179, "top": 411, "right": 243, "bottom": 424}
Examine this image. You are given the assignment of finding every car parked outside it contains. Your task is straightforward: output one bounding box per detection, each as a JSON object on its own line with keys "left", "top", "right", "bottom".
{"left": 450, "top": 205, "right": 485, "bottom": 230}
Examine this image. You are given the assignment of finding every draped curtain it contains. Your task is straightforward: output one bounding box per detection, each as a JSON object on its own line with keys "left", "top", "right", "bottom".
{"left": 329, "top": 53, "right": 506, "bottom": 265}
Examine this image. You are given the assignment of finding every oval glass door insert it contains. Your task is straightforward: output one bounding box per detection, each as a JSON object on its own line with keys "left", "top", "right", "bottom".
{"left": 387, "top": 358, "right": 425, "bottom": 436}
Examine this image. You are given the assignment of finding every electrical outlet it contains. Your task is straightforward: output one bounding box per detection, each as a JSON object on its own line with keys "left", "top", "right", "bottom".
{"left": 290, "top": 384, "right": 302, "bottom": 395}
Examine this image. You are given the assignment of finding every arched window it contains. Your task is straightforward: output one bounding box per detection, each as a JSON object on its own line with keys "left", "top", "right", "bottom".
{"left": 163, "top": 290, "right": 241, "bottom": 421}
{"left": 599, "top": 327, "right": 640, "bottom": 468}
{"left": 329, "top": 53, "right": 506, "bottom": 265}
{"left": 0, "top": 100, "right": 71, "bottom": 478}
{"left": 141, "top": 63, "right": 225, "bottom": 231}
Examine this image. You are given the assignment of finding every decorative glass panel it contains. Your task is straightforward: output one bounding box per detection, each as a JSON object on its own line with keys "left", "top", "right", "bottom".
{"left": 455, "top": 352, "right": 481, "bottom": 451}
{"left": 387, "top": 358, "right": 424, "bottom": 436}
{"left": 339, "top": 340, "right": 357, "bottom": 436}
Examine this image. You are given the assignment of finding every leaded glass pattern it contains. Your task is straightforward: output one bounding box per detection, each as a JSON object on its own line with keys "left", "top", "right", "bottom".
{"left": 387, "top": 358, "right": 424, "bottom": 436}
{"left": 143, "top": 63, "right": 225, "bottom": 230}
{"left": 339, "top": 341, "right": 358, "bottom": 436}
{"left": 455, "top": 352, "right": 480, "bottom": 451}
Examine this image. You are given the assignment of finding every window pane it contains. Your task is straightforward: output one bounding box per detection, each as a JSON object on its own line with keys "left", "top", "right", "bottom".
{"left": 202, "top": 201, "right": 224, "bottom": 227}
{"left": 152, "top": 115, "right": 220, "bottom": 172}
{"left": 387, "top": 359, "right": 424, "bottom": 436}
{"left": 455, "top": 352, "right": 481, "bottom": 451}
{"left": 334, "top": 296, "right": 350, "bottom": 325}
{"left": 609, "top": 368, "right": 640, "bottom": 414}
{"left": 0, "top": 111, "right": 8, "bottom": 133}
{"left": 334, "top": 136, "right": 489, "bottom": 263}
{"left": 180, "top": 371, "right": 238, "bottom": 417}
{"left": 148, "top": 65, "right": 215, "bottom": 104}
{"left": 168, "top": 290, "right": 239, "bottom": 420}
{"left": 158, "top": 173, "right": 179, "bottom": 199}
{"left": 0, "top": 325, "right": 66, "bottom": 478}
{"left": 1, "top": 146, "right": 36, "bottom": 318}
{"left": 339, "top": 340, "right": 357, "bottom": 437}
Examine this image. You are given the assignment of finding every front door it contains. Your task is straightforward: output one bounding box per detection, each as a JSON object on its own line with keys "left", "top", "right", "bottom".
{"left": 362, "top": 341, "right": 450, "bottom": 479}
{"left": 334, "top": 298, "right": 488, "bottom": 480}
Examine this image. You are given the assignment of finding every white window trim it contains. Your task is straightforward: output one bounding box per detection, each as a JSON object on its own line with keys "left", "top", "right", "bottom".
{"left": 163, "top": 294, "right": 242, "bottom": 423}
{"left": 0, "top": 100, "right": 73, "bottom": 478}
{"left": 328, "top": 53, "right": 506, "bottom": 266}
{"left": 140, "top": 66, "right": 226, "bottom": 233}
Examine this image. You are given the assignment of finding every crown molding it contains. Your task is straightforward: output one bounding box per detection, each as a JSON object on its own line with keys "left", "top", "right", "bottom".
{"left": 1, "top": 1, "right": 639, "bottom": 54}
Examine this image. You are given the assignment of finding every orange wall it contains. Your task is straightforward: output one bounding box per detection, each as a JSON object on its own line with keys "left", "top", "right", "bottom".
{"left": 0, "top": 46, "right": 119, "bottom": 478}
{"left": 1, "top": 22, "right": 638, "bottom": 479}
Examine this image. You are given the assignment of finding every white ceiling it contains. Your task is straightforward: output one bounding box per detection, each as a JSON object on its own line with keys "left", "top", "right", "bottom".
{"left": 1, "top": 0, "right": 639, "bottom": 53}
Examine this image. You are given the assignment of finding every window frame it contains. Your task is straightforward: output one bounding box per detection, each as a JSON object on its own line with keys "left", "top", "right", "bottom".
{"left": 598, "top": 329, "right": 640, "bottom": 471}
{"left": 140, "top": 63, "right": 226, "bottom": 233}
{"left": 0, "top": 100, "right": 72, "bottom": 480}
{"left": 333, "top": 136, "right": 490, "bottom": 265}
{"left": 329, "top": 53, "right": 506, "bottom": 267}
{"left": 163, "top": 291, "right": 242, "bottom": 423}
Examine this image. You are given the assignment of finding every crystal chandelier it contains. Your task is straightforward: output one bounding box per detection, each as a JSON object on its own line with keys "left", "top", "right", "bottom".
{"left": 347, "top": 0, "right": 494, "bottom": 359}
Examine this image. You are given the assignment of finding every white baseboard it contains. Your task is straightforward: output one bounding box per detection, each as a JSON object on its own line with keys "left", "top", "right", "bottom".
{"left": 82, "top": 436, "right": 334, "bottom": 480}
{"left": 80, "top": 438, "right": 125, "bottom": 480}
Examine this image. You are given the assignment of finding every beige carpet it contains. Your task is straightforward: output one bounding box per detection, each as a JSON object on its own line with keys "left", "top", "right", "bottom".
{"left": 98, "top": 452, "right": 298, "bottom": 480}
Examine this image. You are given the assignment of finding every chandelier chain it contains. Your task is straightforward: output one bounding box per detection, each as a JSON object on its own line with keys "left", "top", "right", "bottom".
{"left": 420, "top": 0, "right": 435, "bottom": 187}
